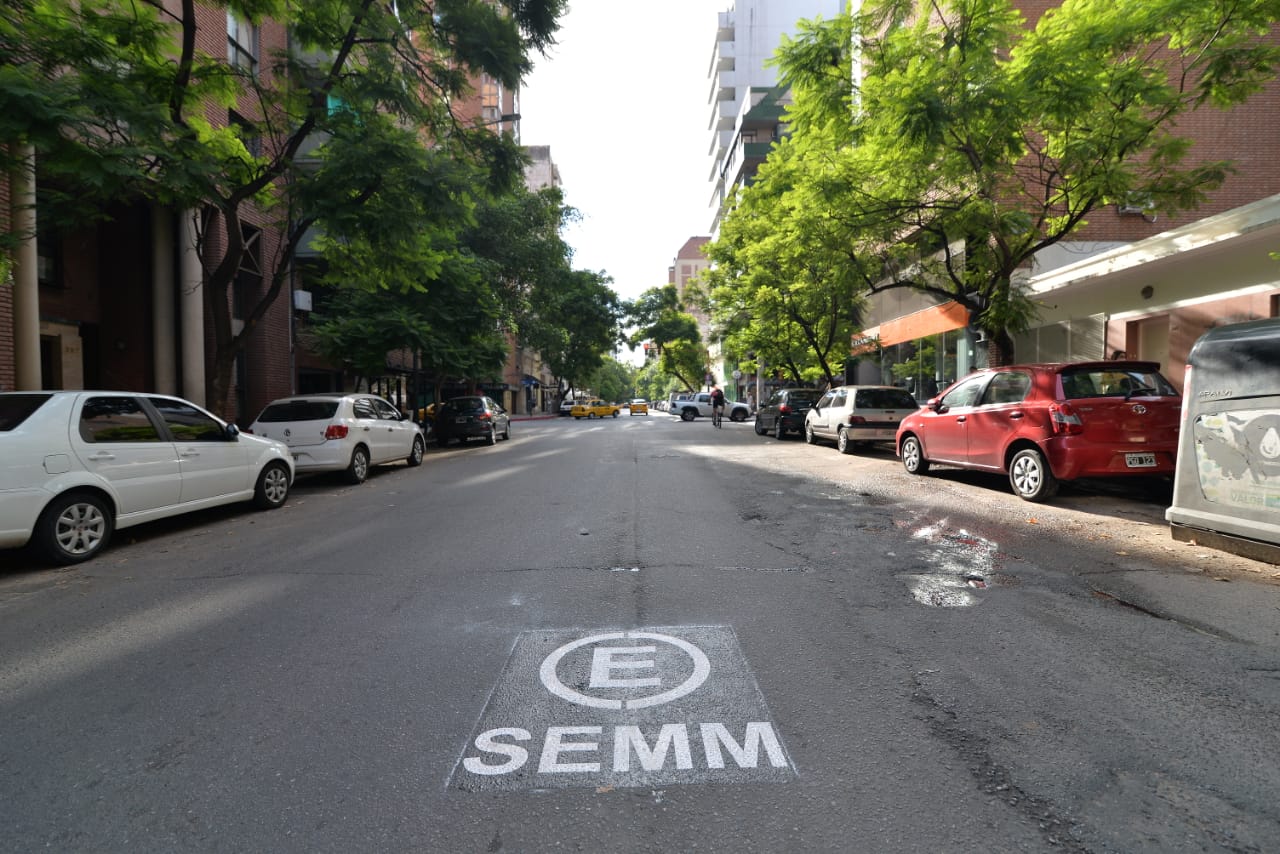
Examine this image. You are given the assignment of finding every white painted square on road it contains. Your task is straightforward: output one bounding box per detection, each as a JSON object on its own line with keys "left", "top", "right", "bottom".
{"left": 448, "top": 625, "right": 795, "bottom": 791}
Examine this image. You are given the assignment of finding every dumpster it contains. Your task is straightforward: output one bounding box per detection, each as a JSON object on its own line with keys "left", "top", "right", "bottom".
{"left": 1166, "top": 317, "right": 1280, "bottom": 563}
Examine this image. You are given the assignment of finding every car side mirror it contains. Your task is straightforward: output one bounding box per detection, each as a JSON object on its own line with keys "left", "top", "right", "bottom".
{"left": 225, "top": 423, "right": 241, "bottom": 440}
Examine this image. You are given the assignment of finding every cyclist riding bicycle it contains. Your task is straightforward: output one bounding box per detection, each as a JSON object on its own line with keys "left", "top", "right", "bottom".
{"left": 710, "top": 386, "right": 726, "bottom": 427}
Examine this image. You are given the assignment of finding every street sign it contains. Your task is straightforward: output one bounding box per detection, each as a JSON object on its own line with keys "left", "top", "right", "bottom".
{"left": 449, "top": 626, "right": 795, "bottom": 791}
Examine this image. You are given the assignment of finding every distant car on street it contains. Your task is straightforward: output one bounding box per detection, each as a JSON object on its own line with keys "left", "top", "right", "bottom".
{"left": 754, "top": 388, "right": 821, "bottom": 439}
{"left": 804, "top": 385, "right": 919, "bottom": 453}
{"left": 571, "top": 400, "right": 621, "bottom": 419}
{"left": 628, "top": 399, "right": 649, "bottom": 415}
{"left": 437, "top": 396, "right": 511, "bottom": 446}
{"left": 248, "top": 393, "right": 424, "bottom": 484}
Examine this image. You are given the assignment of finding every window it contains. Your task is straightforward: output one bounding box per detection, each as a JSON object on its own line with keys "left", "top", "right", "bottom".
{"left": 227, "top": 11, "right": 258, "bottom": 76}
{"left": 232, "top": 226, "right": 262, "bottom": 320}
{"left": 373, "top": 399, "right": 401, "bottom": 420}
{"left": 982, "top": 371, "right": 1031, "bottom": 405}
{"left": 816, "top": 391, "right": 836, "bottom": 409}
{"left": 940, "top": 375, "right": 986, "bottom": 410}
{"left": 79, "top": 397, "right": 162, "bottom": 443}
{"left": 229, "top": 111, "right": 261, "bottom": 159}
{"left": 352, "top": 399, "right": 379, "bottom": 420}
{"left": 149, "top": 397, "right": 227, "bottom": 442}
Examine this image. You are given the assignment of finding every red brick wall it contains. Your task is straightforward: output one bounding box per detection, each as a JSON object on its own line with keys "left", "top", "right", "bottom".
{"left": 0, "top": 171, "right": 12, "bottom": 391}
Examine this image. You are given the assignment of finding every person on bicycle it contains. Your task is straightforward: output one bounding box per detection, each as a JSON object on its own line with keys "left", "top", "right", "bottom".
{"left": 710, "top": 386, "right": 726, "bottom": 424}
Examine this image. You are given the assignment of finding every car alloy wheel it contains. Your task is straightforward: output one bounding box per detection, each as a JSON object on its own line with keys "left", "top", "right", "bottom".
{"left": 901, "top": 435, "right": 930, "bottom": 474}
{"left": 347, "top": 446, "right": 370, "bottom": 484}
{"left": 805, "top": 424, "right": 816, "bottom": 444}
{"left": 37, "top": 491, "right": 113, "bottom": 565}
{"left": 407, "top": 436, "right": 425, "bottom": 467}
{"left": 254, "top": 462, "right": 292, "bottom": 509}
{"left": 837, "top": 427, "right": 852, "bottom": 454}
{"left": 1009, "top": 447, "right": 1058, "bottom": 502}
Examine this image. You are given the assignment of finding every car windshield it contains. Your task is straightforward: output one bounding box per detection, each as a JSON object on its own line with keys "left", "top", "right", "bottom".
{"left": 0, "top": 393, "right": 53, "bottom": 431}
{"left": 855, "top": 388, "right": 918, "bottom": 409}
{"left": 256, "top": 400, "right": 340, "bottom": 422}
{"left": 1060, "top": 367, "right": 1178, "bottom": 399}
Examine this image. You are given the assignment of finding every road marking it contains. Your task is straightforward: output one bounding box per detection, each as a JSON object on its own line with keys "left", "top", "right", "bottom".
{"left": 449, "top": 625, "right": 795, "bottom": 791}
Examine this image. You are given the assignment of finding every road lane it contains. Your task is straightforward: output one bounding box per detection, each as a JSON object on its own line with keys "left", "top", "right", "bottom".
{"left": 0, "top": 415, "right": 1277, "bottom": 852}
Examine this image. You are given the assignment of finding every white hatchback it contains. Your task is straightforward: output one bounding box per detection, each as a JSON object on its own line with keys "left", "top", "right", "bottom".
{"left": 247, "top": 393, "right": 425, "bottom": 483}
{"left": 0, "top": 391, "right": 294, "bottom": 565}
{"left": 804, "top": 385, "right": 921, "bottom": 454}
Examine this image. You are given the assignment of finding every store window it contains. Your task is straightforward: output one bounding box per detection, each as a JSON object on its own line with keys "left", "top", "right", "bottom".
{"left": 227, "top": 11, "right": 258, "bottom": 76}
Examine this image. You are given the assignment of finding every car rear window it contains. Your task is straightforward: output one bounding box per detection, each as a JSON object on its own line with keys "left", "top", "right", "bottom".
{"left": 855, "top": 388, "right": 918, "bottom": 409}
{"left": 787, "top": 391, "right": 821, "bottom": 404}
{"left": 0, "top": 393, "right": 53, "bottom": 431}
{"left": 256, "top": 400, "right": 340, "bottom": 422}
{"left": 1060, "top": 368, "right": 1178, "bottom": 400}
{"left": 446, "top": 397, "right": 485, "bottom": 411}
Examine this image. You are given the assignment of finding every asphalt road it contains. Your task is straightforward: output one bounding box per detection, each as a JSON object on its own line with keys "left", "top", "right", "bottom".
{"left": 2, "top": 413, "right": 1278, "bottom": 852}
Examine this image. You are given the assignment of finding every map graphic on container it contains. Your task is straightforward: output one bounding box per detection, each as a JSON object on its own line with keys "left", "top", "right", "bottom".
{"left": 1191, "top": 410, "right": 1280, "bottom": 510}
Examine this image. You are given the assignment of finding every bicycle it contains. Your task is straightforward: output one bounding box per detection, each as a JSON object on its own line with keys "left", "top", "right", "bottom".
{"left": 712, "top": 405, "right": 724, "bottom": 428}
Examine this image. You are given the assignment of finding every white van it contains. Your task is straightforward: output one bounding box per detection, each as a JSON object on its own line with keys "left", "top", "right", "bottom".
{"left": 1166, "top": 317, "right": 1280, "bottom": 562}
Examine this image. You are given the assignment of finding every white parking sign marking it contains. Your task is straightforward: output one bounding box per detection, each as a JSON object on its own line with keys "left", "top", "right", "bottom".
{"left": 539, "top": 631, "right": 711, "bottom": 710}
{"left": 450, "top": 626, "right": 795, "bottom": 791}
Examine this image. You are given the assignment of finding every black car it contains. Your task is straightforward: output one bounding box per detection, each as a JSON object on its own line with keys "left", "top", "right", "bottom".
{"left": 754, "top": 388, "right": 822, "bottom": 439}
{"left": 436, "top": 396, "right": 511, "bottom": 446}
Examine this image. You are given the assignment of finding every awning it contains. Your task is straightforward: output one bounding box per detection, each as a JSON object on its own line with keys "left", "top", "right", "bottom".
{"left": 874, "top": 301, "right": 969, "bottom": 347}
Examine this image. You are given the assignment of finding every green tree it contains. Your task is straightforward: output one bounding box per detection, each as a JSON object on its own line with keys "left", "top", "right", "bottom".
{"left": 527, "top": 269, "right": 621, "bottom": 399}
{"left": 1, "top": 0, "right": 565, "bottom": 416}
{"left": 588, "top": 356, "right": 634, "bottom": 403}
{"left": 704, "top": 138, "right": 866, "bottom": 386}
{"left": 625, "top": 285, "right": 708, "bottom": 391}
{"left": 771, "top": 0, "right": 1280, "bottom": 364}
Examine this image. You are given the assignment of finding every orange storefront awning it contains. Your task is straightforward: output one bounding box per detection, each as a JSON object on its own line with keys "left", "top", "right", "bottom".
{"left": 873, "top": 301, "right": 970, "bottom": 347}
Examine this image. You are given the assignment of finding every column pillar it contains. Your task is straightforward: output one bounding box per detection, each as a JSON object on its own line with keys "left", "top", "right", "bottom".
{"left": 151, "top": 205, "right": 177, "bottom": 394}
{"left": 180, "top": 209, "right": 206, "bottom": 405}
{"left": 11, "top": 143, "right": 41, "bottom": 391}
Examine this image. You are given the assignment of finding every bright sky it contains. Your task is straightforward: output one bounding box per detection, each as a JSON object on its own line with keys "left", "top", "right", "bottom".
{"left": 519, "top": 1, "right": 726, "bottom": 310}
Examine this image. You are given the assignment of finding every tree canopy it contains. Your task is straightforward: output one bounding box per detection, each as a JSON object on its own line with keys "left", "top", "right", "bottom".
{"left": 1, "top": 0, "right": 568, "bottom": 415}
{"left": 716, "top": 0, "right": 1280, "bottom": 365}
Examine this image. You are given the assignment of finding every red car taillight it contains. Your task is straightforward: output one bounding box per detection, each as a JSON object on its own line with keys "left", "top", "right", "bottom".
{"left": 848, "top": 415, "right": 867, "bottom": 424}
{"left": 1049, "top": 403, "right": 1084, "bottom": 435}
{"left": 477, "top": 412, "right": 492, "bottom": 421}
{"left": 779, "top": 404, "right": 792, "bottom": 415}
{"left": 324, "top": 424, "right": 349, "bottom": 440}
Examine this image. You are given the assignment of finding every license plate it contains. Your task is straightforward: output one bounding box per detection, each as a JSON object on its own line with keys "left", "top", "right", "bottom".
{"left": 1125, "top": 453, "right": 1157, "bottom": 468}
{"left": 455, "top": 417, "right": 467, "bottom": 424}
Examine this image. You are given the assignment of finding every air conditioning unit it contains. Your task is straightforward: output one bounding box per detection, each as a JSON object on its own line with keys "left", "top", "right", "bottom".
{"left": 293, "top": 289, "right": 313, "bottom": 312}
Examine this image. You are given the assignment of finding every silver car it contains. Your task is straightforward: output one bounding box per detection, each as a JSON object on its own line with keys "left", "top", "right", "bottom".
{"left": 804, "top": 385, "right": 920, "bottom": 454}
{"left": 247, "top": 393, "right": 425, "bottom": 483}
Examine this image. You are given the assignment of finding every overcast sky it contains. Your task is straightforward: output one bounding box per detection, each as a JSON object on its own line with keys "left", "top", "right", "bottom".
{"left": 519, "top": 1, "right": 727, "bottom": 311}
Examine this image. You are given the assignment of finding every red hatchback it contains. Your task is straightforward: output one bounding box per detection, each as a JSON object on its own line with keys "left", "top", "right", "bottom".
{"left": 895, "top": 361, "right": 1182, "bottom": 501}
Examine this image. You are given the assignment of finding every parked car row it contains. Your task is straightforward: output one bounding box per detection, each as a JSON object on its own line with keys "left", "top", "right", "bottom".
{"left": 1, "top": 389, "right": 511, "bottom": 567}
{"left": 759, "top": 359, "right": 1184, "bottom": 503}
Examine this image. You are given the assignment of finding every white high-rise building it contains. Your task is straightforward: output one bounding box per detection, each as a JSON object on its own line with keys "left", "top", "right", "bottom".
{"left": 706, "top": 0, "right": 845, "bottom": 231}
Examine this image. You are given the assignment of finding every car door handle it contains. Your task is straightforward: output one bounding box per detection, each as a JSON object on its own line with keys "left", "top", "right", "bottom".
{"left": 955, "top": 415, "right": 966, "bottom": 423}
{"left": 1008, "top": 410, "right": 1024, "bottom": 419}
{"left": 85, "top": 452, "right": 116, "bottom": 461}
{"left": 179, "top": 449, "right": 201, "bottom": 457}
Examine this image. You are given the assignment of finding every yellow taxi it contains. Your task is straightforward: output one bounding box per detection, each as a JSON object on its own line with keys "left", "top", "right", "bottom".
{"left": 571, "top": 399, "right": 621, "bottom": 419}
{"left": 628, "top": 399, "right": 649, "bottom": 415}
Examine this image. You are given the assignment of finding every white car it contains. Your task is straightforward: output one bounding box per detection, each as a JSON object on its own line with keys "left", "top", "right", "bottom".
{"left": 247, "top": 393, "right": 425, "bottom": 483}
{"left": 804, "top": 385, "right": 920, "bottom": 453}
{"left": 0, "top": 391, "right": 294, "bottom": 565}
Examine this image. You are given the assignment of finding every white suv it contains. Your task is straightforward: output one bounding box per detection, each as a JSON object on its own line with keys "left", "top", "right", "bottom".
{"left": 0, "top": 391, "right": 293, "bottom": 565}
{"left": 247, "top": 393, "right": 425, "bottom": 484}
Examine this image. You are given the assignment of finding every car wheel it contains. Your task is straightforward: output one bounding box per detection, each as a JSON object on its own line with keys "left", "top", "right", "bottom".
{"left": 612, "top": 412, "right": 619, "bottom": 418}
{"left": 1009, "top": 448, "right": 1059, "bottom": 502}
{"left": 35, "top": 491, "right": 113, "bottom": 565}
{"left": 901, "top": 435, "right": 930, "bottom": 474}
{"left": 346, "top": 446, "right": 370, "bottom": 484}
{"left": 681, "top": 409, "right": 696, "bottom": 422}
{"left": 486, "top": 426, "right": 498, "bottom": 446}
{"left": 253, "top": 461, "right": 291, "bottom": 509}
{"left": 837, "top": 427, "right": 853, "bottom": 455}
{"left": 574, "top": 416, "right": 582, "bottom": 420}
{"left": 731, "top": 409, "right": 747, "bottom": 423}
{"left": 804, "top": 423, "right": 817, "bottom": 444}
{"left": 775, "top": 422, "right": 786, "bottom": 440}
{"left": 503, "top": 422, "right": 511, "bottom": 440}
{"left": 407, "top": 435, "right": 425, "bottom": 467}
{"left": 754, "top": 416, "right": 766, "bottom": 436}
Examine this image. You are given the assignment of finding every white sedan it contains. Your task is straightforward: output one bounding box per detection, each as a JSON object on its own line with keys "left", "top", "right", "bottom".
{"left": 0, "top": 391, "right": 294, "bottom": 565}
